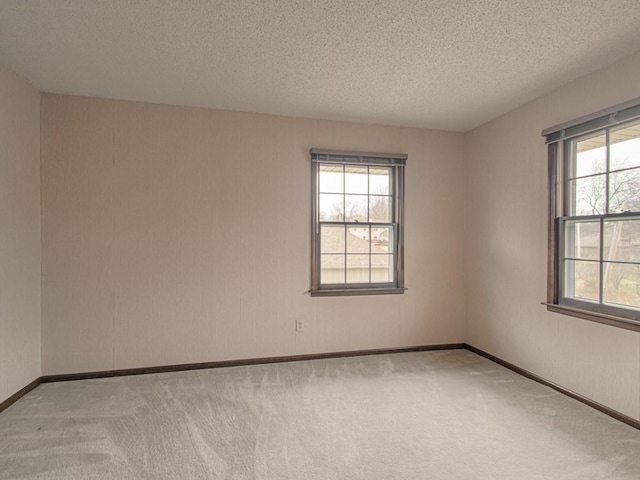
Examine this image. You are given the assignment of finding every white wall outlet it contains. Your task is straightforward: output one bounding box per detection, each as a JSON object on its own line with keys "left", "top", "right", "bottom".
{"left": 295, "top": 319, "right": 304, "bottom": 332}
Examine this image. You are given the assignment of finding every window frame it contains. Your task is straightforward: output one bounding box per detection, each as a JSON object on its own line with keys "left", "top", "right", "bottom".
{"left": 544, "top": 98, "right": 640, "bottom": 332}
{"left": 309, "top": 148, "right": 406, "bottom": 297}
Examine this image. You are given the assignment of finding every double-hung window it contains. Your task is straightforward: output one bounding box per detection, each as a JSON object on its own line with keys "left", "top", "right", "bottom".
{"left": 544, "top": 99, "right": 640, "bottom": 331}
{"left": 310, "top": 149, "right": 406, "bottom": 296}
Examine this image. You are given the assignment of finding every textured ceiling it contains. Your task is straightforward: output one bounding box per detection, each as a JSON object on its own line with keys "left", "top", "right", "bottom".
{"left": 1, "top": 1, "right": 640, "bottom": 132}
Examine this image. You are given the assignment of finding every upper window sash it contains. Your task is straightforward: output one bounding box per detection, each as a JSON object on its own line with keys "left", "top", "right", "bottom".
{"left": 562, "top": 119, "right": 640, "bottom": 218}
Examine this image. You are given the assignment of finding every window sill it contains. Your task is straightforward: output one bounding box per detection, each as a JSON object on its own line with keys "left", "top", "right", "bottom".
{"left": 310, "top": 287, "right": 406, "bottom": 297}
{"left": 542, "top": 302, "right": 640, "bottom": 332}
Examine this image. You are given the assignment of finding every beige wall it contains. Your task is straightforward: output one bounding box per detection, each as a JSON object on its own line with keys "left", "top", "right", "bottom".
{"left": 41, "top": 94, "right": 466, "bottom": 375}
{"left": 0, "top": 66, "right": 41, "bottom": 403}
{"left": 19, "top": 49, "right": 640, "bottom": 422}
{"left": 464, "top": 50, "right": 640, "bottom": 421}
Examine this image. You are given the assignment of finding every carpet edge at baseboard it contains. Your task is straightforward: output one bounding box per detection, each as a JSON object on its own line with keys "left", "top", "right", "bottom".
{"left": 0, "top": 377, "right": 41, "bottom": 414}
{"left": 464, "top": 343, "right": 640, "bottom": 431}
{"left": 40, "top": 343, "right": 466, "bottom": 382}
{"left": 4, "top": 343, "right": 638, "bottom": 432}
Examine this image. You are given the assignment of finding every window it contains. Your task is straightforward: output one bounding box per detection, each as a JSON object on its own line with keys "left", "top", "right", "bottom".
{"left": 543, "top": 98, "right": 640, "bottom": 331}
{"left": 310, "top": 149, "right": 406, "bottom": 296}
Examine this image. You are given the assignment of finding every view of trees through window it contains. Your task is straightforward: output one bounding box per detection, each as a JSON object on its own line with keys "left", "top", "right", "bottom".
{"left": 564, "top": 121, "right": 640, "bottom": 309}
{"left": 318, "top": 165, "right": 394, "bottom": 284}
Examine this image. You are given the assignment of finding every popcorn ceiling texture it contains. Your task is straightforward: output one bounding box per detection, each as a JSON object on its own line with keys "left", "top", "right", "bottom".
{"left": 1, "top": 0, "right": 640, "bottom": 131}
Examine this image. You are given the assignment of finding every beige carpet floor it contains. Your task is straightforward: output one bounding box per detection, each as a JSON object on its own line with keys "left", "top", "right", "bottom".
{"left": 0, "top": 350, "right": 639, "bottom": 479}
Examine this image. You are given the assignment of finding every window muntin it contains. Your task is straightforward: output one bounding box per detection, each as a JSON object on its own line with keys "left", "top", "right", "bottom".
{"left": 310, "top": 150, "right": 405, "bottom": 296}
{"left": 558, "top": 119, "right": 640, "bottom": 319}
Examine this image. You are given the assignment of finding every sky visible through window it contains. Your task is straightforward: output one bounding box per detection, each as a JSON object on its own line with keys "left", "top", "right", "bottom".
{"left": 318, "top": 166, "right": 390, "bottom": 222}
{"left": 573, "top": 133, "right": 640, "bottom": 215}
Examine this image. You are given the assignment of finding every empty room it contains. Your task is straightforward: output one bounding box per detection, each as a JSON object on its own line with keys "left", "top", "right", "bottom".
{"left": 1, "top": 1, "right": 640, "bottom": 478}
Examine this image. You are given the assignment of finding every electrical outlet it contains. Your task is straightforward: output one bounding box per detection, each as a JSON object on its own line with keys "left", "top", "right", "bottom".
{"left": 295, "top": 319, "right": 304, "bottom": 332}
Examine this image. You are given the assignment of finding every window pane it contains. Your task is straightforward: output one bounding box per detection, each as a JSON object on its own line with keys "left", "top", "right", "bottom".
{"left": 608, "top": 168, "right": 640, "bottom": 213}
{"left": 574, "top": 133, "right": 606, "bottom": 178}
{"left": 569, "top": 175, "right": 606, "bottom": 215}
{"left": 320, "top": 225, "right": 345, "bottom": 254}
{"left": 604, "top": 219, "right": 640, "bottom": 262}
{"left": 319, "top": 194, "right": 344, "bottom": 221}
{"left": 345, "top": 195, "right": 368, "bottom": 222}
{"left": 564, "top": 221, "right": 599, "bottom": 260}
{"left": 347, "top": 226, "right": 370, "bottom": 253}
{"left": 321, "top": 255, "right": 345, "bottom": 284}
{"left": 371, "top": 254, "right": 394, "bottom": 283}
{"left": 346, "top": 255, "right": 369, "bottom": 283}
{"left": 563, "top": 259, "right": 599, "bottom": 302}
{"left": 369, "top": 167, "right": 391, "bottom": 195}
{"left": 372, "top": 226, "right": 393, "bottom": 253}
{"left": 603, "top": 262, "right": 640, "bottom": 309}
{"left": 345, "top": 167, "right": 368, "bottom": 194}
{"left": 319, "top": 164, "right": 343, "bottom": 193}
{"left": 369, "top": 195, "right": 391, "bottom": 222}
{"left": 610, "top": 122, "right": 640, "bottom": 171}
